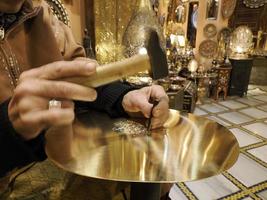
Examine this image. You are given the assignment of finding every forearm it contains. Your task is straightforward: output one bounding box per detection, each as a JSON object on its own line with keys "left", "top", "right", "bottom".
{"left": 76, "top": 82, "right": 135, "bottom": 117}
{"left": 0, "top": 99, "right": 46, "bottom": 177}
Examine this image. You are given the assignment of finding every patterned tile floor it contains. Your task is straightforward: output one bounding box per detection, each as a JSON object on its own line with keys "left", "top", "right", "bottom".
{"left": 169, "top": 87, "right": 267, "bottom": 200}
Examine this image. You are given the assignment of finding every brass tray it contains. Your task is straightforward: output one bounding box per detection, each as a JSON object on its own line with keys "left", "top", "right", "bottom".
{"left": 221, "top": 0, "right": 237, "bottom": 19}
{"left": 199, "top": 39, "right": 218, "bottom": 58}
{"left": 203, "top": 23, "right": 217, "bottom": 38}
{"left": 46, "top": 109, "right": 239, "bottom": 183}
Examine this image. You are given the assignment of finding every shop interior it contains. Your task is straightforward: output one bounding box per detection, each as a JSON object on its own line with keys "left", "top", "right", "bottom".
{"left": 36, "top": 0, "right": 267, "bottom": 199}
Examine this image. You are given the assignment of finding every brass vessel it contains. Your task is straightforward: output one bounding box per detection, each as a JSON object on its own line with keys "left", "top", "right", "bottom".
{"left": 46, "top": 110, "right": 239, "bottom": 183}
{"left": 122, "top": 0, "right": 165, "bottom": 57}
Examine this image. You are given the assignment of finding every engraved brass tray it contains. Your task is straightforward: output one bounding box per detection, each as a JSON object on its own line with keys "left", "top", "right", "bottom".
{"left": 203, "top": 23, "right": 217, "bottom": 38}
{"left": 46, "top": 109, "right": 239, "bottom": 183}
{"left": 199, "top": 39, "right": 218, "bottom": 58}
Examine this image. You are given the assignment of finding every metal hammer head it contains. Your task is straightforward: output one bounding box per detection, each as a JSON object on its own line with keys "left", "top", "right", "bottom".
{"left": 146, "top": 30, "right": 169, "bottom": 80}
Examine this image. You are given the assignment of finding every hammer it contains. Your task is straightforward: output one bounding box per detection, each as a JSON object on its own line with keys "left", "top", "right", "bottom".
{"left": 66, "top": 30, "right": 168, "bottom": 88}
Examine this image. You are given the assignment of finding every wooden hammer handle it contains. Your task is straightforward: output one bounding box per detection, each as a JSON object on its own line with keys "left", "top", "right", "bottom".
{"left": 65, "top": 54, "right": 150, "bottom": 88}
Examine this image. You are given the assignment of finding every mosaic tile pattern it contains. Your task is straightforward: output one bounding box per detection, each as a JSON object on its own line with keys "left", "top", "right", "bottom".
{"left": 252, "top": 95, "right": 267, "bottom": 102}
{"left": 169, "top": 87, "right": 267, "bottom": 200}
{"left": 242, "top": 197, "right": 254, "bottom": 200}
{"left": 218, "top": 100, "right": 247, "bottom": 109}
{"left": 185, "top": 175, "right": 239, "bottom": 200}
{"left": 236, "top": 97, "right": 264, "bottom": 106}
{"left": 257, "top": 190, "right": 267, "bottom": 199}
{"left": 207, "top": 116, "right": 231, "bottom": 127}
{"left": 248, "top": 145, "right": 267, "bottom": 163}
{"left": 239, "top": 108, "right": 267, "bottom": 119}
{"left": 193, "top": 107, "right": 208, "bottom": 116}
{"left": 243, "top": 123, "right": 267, "bottom": 139}
{"left": 218, "top": 112, "right": 253, "bottom": 124}
{"left": 230, "top": 128, "right": 261, "bottom": 147}
{"left": 227, "top": 154, "right": 267, "bottom": 187}
{"left": 258, "top": 105, "right": 267, "bottom": 112}
{"left": 199, "top": 103, "right": 228, "bottom": 113}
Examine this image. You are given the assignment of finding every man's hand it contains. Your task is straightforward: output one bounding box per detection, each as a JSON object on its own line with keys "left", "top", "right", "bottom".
{"left": 8, "top": 60, "right": 98, "bottom": 140}
{"left": 122, "top": 85, "right": 169, "bottom": 129}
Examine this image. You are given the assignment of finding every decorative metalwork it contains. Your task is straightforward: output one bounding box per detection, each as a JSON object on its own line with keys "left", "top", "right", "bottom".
{"left": 243, "top": 0, "right": 266, "bottom": 8}
{"left": 229, "top": 26, "right": 254, "bottom": 59}
{"left": 122, "top": 0, "right": 165, "bottom": 57}
{"left": 199, "top": 39, "right": 218, "bottom": 58}
{"left": 45, "top": 0, "right": 70, "bottom": 26}
{"left": 125, "top": 75, "right": 153, "bottom": 87}
{"left": 113, "top": 119, "right": 149, "bottom": 136}
{"left": 175, "top": 4, "right": 186, "bottom": 23}
{"left": 203, "top": 23, "right": 217, "bottom": 38}
{"left": 94, "top": 0, "right": 137, "bottom": 63}
{"left": 221, "top": 0, "right": 237, "bottom": 19}
{"left": 217, "top": 27, "right": 231, "bottom": 43}
{"left": 217, "top": 27, "right": 231, "bottom": 61}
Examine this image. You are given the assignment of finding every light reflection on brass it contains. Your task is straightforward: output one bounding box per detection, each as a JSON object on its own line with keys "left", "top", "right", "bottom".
{"left": 46, "top": 110, "right": 239, "bottom": 183}
{"left": 94, "top": 0, "right": 137, "bottom": 64}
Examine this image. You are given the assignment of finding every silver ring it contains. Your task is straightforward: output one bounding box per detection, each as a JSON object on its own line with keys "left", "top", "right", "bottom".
{"left": 48, "top": 99, "right": 62, "bottom": 109}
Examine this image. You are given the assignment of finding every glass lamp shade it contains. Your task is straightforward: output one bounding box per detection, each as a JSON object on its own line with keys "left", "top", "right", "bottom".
{"left": 188, "top": 59, "right": 198, "bottom": 73}
{"left": 169, "top": 34, "right": 186, "bottom": 47}
{"left": 229, "top": 26, "right": 254, "bottom": 59}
